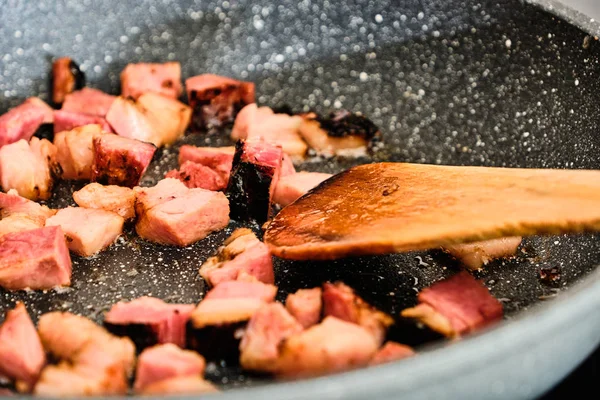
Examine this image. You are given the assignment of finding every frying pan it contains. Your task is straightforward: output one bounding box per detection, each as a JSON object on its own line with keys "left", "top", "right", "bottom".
{"left": 1, "top": 0, "right": 599, "bottom": 399}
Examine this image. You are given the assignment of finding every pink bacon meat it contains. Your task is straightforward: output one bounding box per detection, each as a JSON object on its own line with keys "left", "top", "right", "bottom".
{"left": 120, "top": 62, "right": 183, "bottom": 100}
{"left": 0, "top": 98, "right": 53, "bottom": 148}
{"left": 61, "top": 88, "right": 116, "bottom": 118}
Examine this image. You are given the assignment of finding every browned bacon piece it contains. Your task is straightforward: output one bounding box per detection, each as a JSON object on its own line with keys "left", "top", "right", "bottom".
{"left": 0, "top": 138, "right": 61, "bottom": 201}
{"left": 134, "top": 178, "right": 229, "bottom": 246}
{"left": 45, "top": 207, "right": 124, "bottom": 257}
{"left": 61, "top": 88, "right": 116, "bottom": 117}
{"left": 0, "top": 226, "right": 71, "bottom": 291}
{"left": 443, "top": 237, "right": 523, "bottom": 270}
{"left": 0, "top": 190, "right": 56, "bottom": 238}
{"left": 104, "top": 296, "right": 194, "bottom": 350}
{"left": 273, "top": 171, "right": 332, "bottom": 207}
{"left": 285, "top": 287, "right": 322, "bottom": 329}
{"left": 136, "top": 92, "right": 191, "bottom": 147}
{"left": 53, "top": 124, "right": 102, "bottom": 181}
{"left": 185, "top": 74, "right": 255, "bottom": 130}
{"left": 73, "top": 183, "right": 136, "bottom": 220}
{"left": 199, "top": 228, "right": 274, "bottom": 287}
{"left": 134, "top": 344, "right": 205, "bottom": 392}
{"left": 165, "top": 161, "right": 226, "bottom": 191}
{"left": 178, "top": 145, "right": 234, "bottom": 181}
{"left": 51, "top": 57, "right": 85, "bottom": 104}
{"left": 105, "top": 97, "right": 158, "bottom": 146}
{"left": 401, "top": 271, "right": 503, "bottom": 338}
{"left": 91, "top": 134, "right": 156, "bottom": 188}
{"left": 322, "top": 282, "right": 394, "bottom": 345}
{"left": 0, "top": 303, "right": 46, "bottom": 392}
{"left": 34, "top": 312, "right": 135, "bottom": 397}
{"left": 0, "top": 98, "right": 53, "bottom": 148}
{"left": 369, "top": 341, "right": 415, "bottom": 366}
{"left": 120, "top": 62, "right": 182, "bottom": 100}
{"left": 53, "top": 110, "right": 113, "bottom": 134}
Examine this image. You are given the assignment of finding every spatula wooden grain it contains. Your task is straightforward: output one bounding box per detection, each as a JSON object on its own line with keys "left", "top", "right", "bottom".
{"left": 264, "top": 162, "right": 600, "bottom": 260}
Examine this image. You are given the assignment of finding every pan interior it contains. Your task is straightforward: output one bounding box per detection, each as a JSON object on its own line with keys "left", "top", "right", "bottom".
{"left": 0, "top": 0, "right": 599, "bottom": 392}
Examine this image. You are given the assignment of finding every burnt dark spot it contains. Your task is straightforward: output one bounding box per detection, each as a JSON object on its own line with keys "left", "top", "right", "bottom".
{"left": 539, "top": 267, "right": 561, "bottom": 286}
{"left": 315, "top": 110, "right": 381, "bottom": 141}
{"left": 161, "top": 79, "right": 173, "bottom": 88}
{"left": 68, "top": 60, "right": 86, "bottom": 91}
{"left": 272, "top": 104, "right": 295, "bottom": 115}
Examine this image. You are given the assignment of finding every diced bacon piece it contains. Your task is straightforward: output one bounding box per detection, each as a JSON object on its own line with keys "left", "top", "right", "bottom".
{"left": 45, "top": 207, "right": 124, "bottom": 257}
{"left": 61, "top": 88, "right": 116, "bottom": 117}
{"left": 401, "top": 272, "right": 503, "bottom": 338}
{"left": 226, "top": 139, "right": 283, "bottom": 223}
{"left": 443, "top": 237, "right": 523, "bottom": 270}
{"left": 134, "top": 344, "right": 205, "bottom": 392}
{"left": 165, "top": 161, "right": 226, "bottom": 191}
{"left": 322, "top": 282, "right": 394, "bottom": 345}
{"left": 0, "top": 303, "right": 46, "bottom": 391}
{"left": 239, "top": 303, "right": 303, "bottom": 371}
{"left": 51, "top": 57, "right": 85, "bottom": 104}
{"left": 105, "top": 96, "right": 159, "bottom": 146}
{"left": 275, "top": 317, "right": 378, "bottom": 377}
{"left": 230, "top": 103, "right": 273, "bottom": 140}
{"left": 186, "top": 74, "right": 255, "bottom": 130}
{"left": 53, "top": 124, "right": 102, "bottom": 180}
{"left": 0, "top": 98, "right": 53, "bottom": 147}
{"left": 0, "top": 190, "right": 55, "bottom": 227}
{"left": 280, "top": 153, "right": 296, "bottom": 177}
{"left": 91, "top": 134, "right": 156, "bottom": 188}
{"left": 273, "top": 171, "right": 332, "bottom": 207}
{"left": 204, "top": 280, "right": 277, "bottom": 302}
{"left": 35, "top": 312, "right": 135, "bottom": 397}
{"left": 0, "top": 217, "right": 40, "bottom": 239}
{"left": 104, "top": 296, "right": 194, "bottom": 350}
{"left": 120, "top": 62, "right": 182, "bottom": 100}
{"left": 73, "top": 183, "right": 136, "bottom": 219}
{"left": 141, "top": 376, "right": 218, "bottom": 396}
{"left": 369, "top": 342, "right": 415, "bottom": 366}
{"left": 0, "top": 226, "right": 71, "bottom": 290}
{"left": 134, "top": 178, "right": 229, "bottom": 246}
{"left": 53, "top": 110, "right": 113, "bottom": 133}
{"left": 286, "top": 288, "right": 322, "bottom": 328}
{"left": 136, "top": 92, "right": 191, "bottom": 146}
{"left": 298, "top": 110, "right": 381, "bottom": 157}
{"left": 0, "top": 138, "right": 61, "bottom": 201}
{"left": 199, "top": 228, "right": 274, "bottom": 287}
{"left": 178, "top": 145, "right": 234, "bottom": 181}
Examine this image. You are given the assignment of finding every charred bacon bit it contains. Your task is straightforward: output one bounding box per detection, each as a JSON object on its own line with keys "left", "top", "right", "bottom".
{"left": 188, "top": 279, "right": 277, "bottom": 361}
{"left": 322, "top": 282, "right": 394, "bottom": 345}
{"left": 401, "top": 271, "right": 503, "bottom": 338}
{"left": 53, "top": 124, "right": 103, "bottom": 181}
{"left": 369, "top": 341, "right": 415, "bottom": 366}
{"left": 539, "top": 266, "right": 561, "bottom": 286}
{"left": 285, "top": 288, "right": 323, "bottom": 329}
{"left": 104, "top": 296, "right": 194, "bottom": 350}
{"left": 165, "top": 161, "right": 227, "bottom": 191}
{"left": 185, "top": 74, "right": 255, "bottom": 130}
{"left": 61, "top": 88, "right": 116, "bottom": 118}
{"left": 273, "top": 171, "right": 332, "bottom": 207}
{"left": 199, "top": 228, "right": 274, "bottom": 287}
{"left": 239, "top": 303, "right": 304, "bottom": 372}
{"left": 34, "top": 312, "right": 135, "bottom": 397}
{"left": 134, "top": 344, "right": 205, "bottom": 392}
{"left": 225, "top": 139, "right": 283, "bottom": 223}
{"left": 141, "top": 376, "right": 218, "bottom": 396}
{"left": 91, "top": 134, "right": 156, "bottom": 188}
{"left": 0, "top": 190, "right": 56, "bottom": 238}
{"left": 0, "top": 226, "right": 71, "bottom": 291}
{"left": 73, "top": 183, "right": 136, "bottom": 220}
{"left": 443, "top": 237, "right": 522, "bottom": 270}
{"left": 0, "top": 303, "right": 46, "bottom": 392}
{"left": 136, "top": 92, "right": 192, "bottom": 147}
{"left": 178, "top": 145, "right": 235, "bottom": 181}
{"left": 0, "top": 138, "right": 61, "bottom": 201}
{"left": 275, "top": 316, "right": 379, "bottom": 377}
{"left": 134, "top": 178, "right": 230, "bottom": 246}
{"left": 45, "top": 207, "right": 124, "bottom": 257}
{"left": 51, "top": 57, "right": 85, "bottom": 105}
{"left": 298, "top": 110, "right": 381, "bottom": 157}
{"left": 53, "top": 110, "right": 113, "bottom": 134}
{"left": 0, "top": 98, "right": 53, "bottom": 147}
{"left": 120, "top": 62, "right": 183, "bottom": 100}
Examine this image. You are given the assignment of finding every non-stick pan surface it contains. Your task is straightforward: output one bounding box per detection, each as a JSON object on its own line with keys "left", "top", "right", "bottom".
{"left": 0, "top": 0, "right": 599, "bottom": 399}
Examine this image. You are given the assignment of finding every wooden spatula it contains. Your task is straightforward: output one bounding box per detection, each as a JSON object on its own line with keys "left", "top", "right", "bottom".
{"left": 264, "top": 162, "right": 600, "bottom": 260}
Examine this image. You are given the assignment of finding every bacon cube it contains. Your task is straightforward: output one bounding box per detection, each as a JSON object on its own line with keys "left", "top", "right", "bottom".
{"left": 73, "top": 183, "right": 136, "bottom": 219}
{"left": 0, "top": 98, "right": 53, "bottom": 147}
{"left": 53, "top": 110, "right": 113, "bottom": 134}
{"left": 53, "top": 124, "right": 103, "bottom": 180}
{"left": 61, "top": 88, "right": 116, "bottom": 117}
{"left": 0, "top": 190, "right": 56, "bottom": 238}
{"left": 0, "top": 226, "right": 71, "bottom": 291}
{"left": 285, "top": 288, "right": 322, "bottom": 329}
{"left": 136, "top": 92, "right": 191, "bottom": 146}
{"left": 178, "top": 145, "right": 234, "bottom": 181}
{"left": 91, "top": 134, "right": 156, "bottom": 188}
{"left": 51, "top": 57, "right": 85, "bottom": 104}
{"left": 120, "top": 62, "right": 182, "bottom": 100}
{"left": 273, "top": 171, "right": 332, "bottom": 207}
{"left": 165, "top": 161, "right": 226, "bottom": 191}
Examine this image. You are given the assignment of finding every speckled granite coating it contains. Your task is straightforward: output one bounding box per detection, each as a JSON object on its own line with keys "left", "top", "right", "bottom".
{"left": 0, "top": 0, "right": 599, "bottom": 398}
